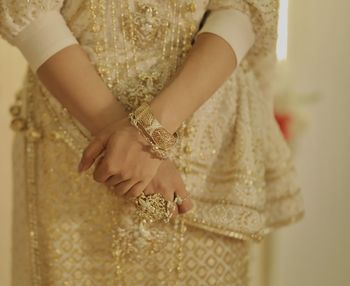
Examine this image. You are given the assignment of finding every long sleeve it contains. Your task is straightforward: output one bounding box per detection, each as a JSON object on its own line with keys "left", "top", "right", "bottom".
{"left": 0, "top": 0, "right": 78, "bottom": 72}
{"left": 197, "top": 9, "right": 256, "bottom": 66}
{"left": 204, "top": 0, "right": 279, "bottom": 73}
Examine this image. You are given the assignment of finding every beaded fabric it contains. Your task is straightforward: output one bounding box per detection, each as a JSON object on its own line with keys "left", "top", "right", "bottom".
{"left": 0, "top": 0, "right": 304, "bottom": 285}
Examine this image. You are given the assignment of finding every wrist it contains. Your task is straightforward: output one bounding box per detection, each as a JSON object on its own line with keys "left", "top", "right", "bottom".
{"left": 89, "top": 102, "right": 128, "bottom": 135}
{"left": 149, "top": 89, "right": 187, "bottom": 134}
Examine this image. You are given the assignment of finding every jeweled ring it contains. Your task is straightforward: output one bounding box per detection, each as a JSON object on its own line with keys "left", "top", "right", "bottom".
{"left": 173, "top": 192, "right": 190, "bottom": 206}
{"left": 134, "top": 192, "right": 175, "bottom": 223}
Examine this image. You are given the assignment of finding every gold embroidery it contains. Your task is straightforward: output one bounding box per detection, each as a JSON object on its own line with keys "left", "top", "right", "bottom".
{"left": 3, "top": 0, "right": 304, "bottom": 284}
{"left": 122, "top": 2, "right": 170, "bottom": 49}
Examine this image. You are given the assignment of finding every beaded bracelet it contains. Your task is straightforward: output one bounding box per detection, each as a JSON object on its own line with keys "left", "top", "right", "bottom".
{"left": 128, "top": 102, "right": 179, "bottom": 160}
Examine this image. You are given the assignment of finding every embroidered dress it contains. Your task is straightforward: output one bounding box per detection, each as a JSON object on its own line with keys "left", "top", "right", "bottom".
{"left": 0, "top": 0, "right": 304, "bottom": 285}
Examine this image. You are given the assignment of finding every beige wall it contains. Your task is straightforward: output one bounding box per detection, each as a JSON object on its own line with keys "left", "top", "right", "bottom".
{"left": 270, "top": 0, "right": 350, "bottom": 285}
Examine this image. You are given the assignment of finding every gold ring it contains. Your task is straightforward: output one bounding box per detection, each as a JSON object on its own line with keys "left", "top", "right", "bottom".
{"left": 134, "top": 192, "right": 175, "bottom": 223}
{"left": 173, "top": 192, "right": 190, "bottom": 206}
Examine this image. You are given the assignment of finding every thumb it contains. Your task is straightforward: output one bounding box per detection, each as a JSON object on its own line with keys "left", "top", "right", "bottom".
{"left": 78, "top": 136, "right": 107, "bottom": 172}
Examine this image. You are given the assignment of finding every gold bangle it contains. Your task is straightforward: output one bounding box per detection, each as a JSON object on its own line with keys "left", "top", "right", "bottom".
{"left": 131, "top": 102, "right": 179, "bottom": 150}
{"left": 128, "top": 113, "right": 170, "bottom": 160}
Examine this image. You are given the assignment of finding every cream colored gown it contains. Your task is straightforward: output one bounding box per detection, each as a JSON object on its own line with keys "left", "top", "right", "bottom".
{"left": 1, "top": 0, "right": 304, "bottom": 285}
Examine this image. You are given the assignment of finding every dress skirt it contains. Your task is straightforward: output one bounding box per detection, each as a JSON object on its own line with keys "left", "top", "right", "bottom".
{"left": 11, "top": 124, "right": 250, "bottom": 286}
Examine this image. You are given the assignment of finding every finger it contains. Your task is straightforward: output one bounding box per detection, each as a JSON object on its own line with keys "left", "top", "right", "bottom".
{"left": 143, "top": 183, "right": 155, "bottom": 195}
{"left": 113, "top": 179, "right": 138, "bottom": 196}
{"left": 177, "top": 195, "right": 193, "bottom": 214}
{"left": 172, "top": 175, "right": 193, "bottom": 214}
{"left": 174, "top": 185, "right": 193, "bottom": 214}
{"left": 159, "top": 186, "right": 174, "bottom": 201}
{"left": 105, "top": 174, "right": 128, "bottom": 187}
{"left": 124, "top": 181, "right": 147, "bottom": 199}
{"left": 149, "top": 179, "right": 173, "bottom": 201}
{"left": 160, "top": 187, "right": 178, "bottom": 219}
{"left": 94, "top": 154, "right": 104, "bottom": 168}
{"left": 93, "top": 159, "right": 115, "bottom": 183}
{"left": 79, "top": 137, "right": 106, "bottom": 172}
{"left": 93, "top": 159, "right": 109, "bottom": 183}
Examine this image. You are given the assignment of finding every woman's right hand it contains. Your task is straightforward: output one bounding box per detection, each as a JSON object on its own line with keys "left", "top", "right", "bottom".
{"left": 79, "top": 116, "right": 163, "bottom": 197}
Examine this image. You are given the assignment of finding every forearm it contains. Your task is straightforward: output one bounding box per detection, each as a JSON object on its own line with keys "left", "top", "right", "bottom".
{"left": 37, "top": 44, "right": 127, "bottom": 135}
{"left": 150, "top": 32, "right": 237, "bottom": 134}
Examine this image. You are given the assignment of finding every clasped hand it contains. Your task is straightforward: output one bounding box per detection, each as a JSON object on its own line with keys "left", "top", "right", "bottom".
{"left": 78, "top": 117, "right": 193, "bottom": 214}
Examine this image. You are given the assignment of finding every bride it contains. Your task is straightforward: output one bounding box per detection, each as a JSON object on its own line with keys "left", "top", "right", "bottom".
{"left": 0, "top": 0, "right": 304, "bottom": 285}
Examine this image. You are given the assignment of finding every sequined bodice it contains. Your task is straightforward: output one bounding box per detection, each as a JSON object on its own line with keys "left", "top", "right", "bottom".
{"left": 62, "top": 0, "right": 209, "bottom": 110}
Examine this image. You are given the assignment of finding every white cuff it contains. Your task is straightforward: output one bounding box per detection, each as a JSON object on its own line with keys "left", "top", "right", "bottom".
{"left": 13, "top": 10, "right": 78, "bottom": 73}
{"left": 197, "top": 9, "right": 255, "bottom": 66}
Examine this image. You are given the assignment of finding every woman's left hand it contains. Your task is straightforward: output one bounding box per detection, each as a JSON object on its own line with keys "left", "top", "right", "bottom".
{"left": 122, "top": 160, "right": 193, "bottom": 215}
{"left": 78, "top": 117, "right": 163, "bottom": 197}
{"left": 140, "top": 159, "right": 193, "bottom": 215}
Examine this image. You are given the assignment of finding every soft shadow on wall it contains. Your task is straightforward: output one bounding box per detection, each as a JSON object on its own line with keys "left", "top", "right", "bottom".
{"left": 269, "top": 0, "right": 350, "bottom": 286}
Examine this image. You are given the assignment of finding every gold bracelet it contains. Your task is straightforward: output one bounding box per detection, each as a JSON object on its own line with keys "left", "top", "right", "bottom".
{"left": 128, "top": 102, "right": 179, "bottom": 160}
{"left": 128, "top": 113, "right": 170, "bottom": 160}
{"left": 133, "top": 102, "right": 179, "bottom": 150}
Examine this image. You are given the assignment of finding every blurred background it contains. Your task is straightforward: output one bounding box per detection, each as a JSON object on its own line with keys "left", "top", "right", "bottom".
{"left": 1, "top": 0, "right": 349, "bottom": 285}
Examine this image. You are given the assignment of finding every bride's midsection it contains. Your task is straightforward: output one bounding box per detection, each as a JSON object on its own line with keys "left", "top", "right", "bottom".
{"left": 64, "top": 1, "right": 209, "bottom": 110}
{"left": 25, "top": 1, "right": 211, "bottom": 147}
